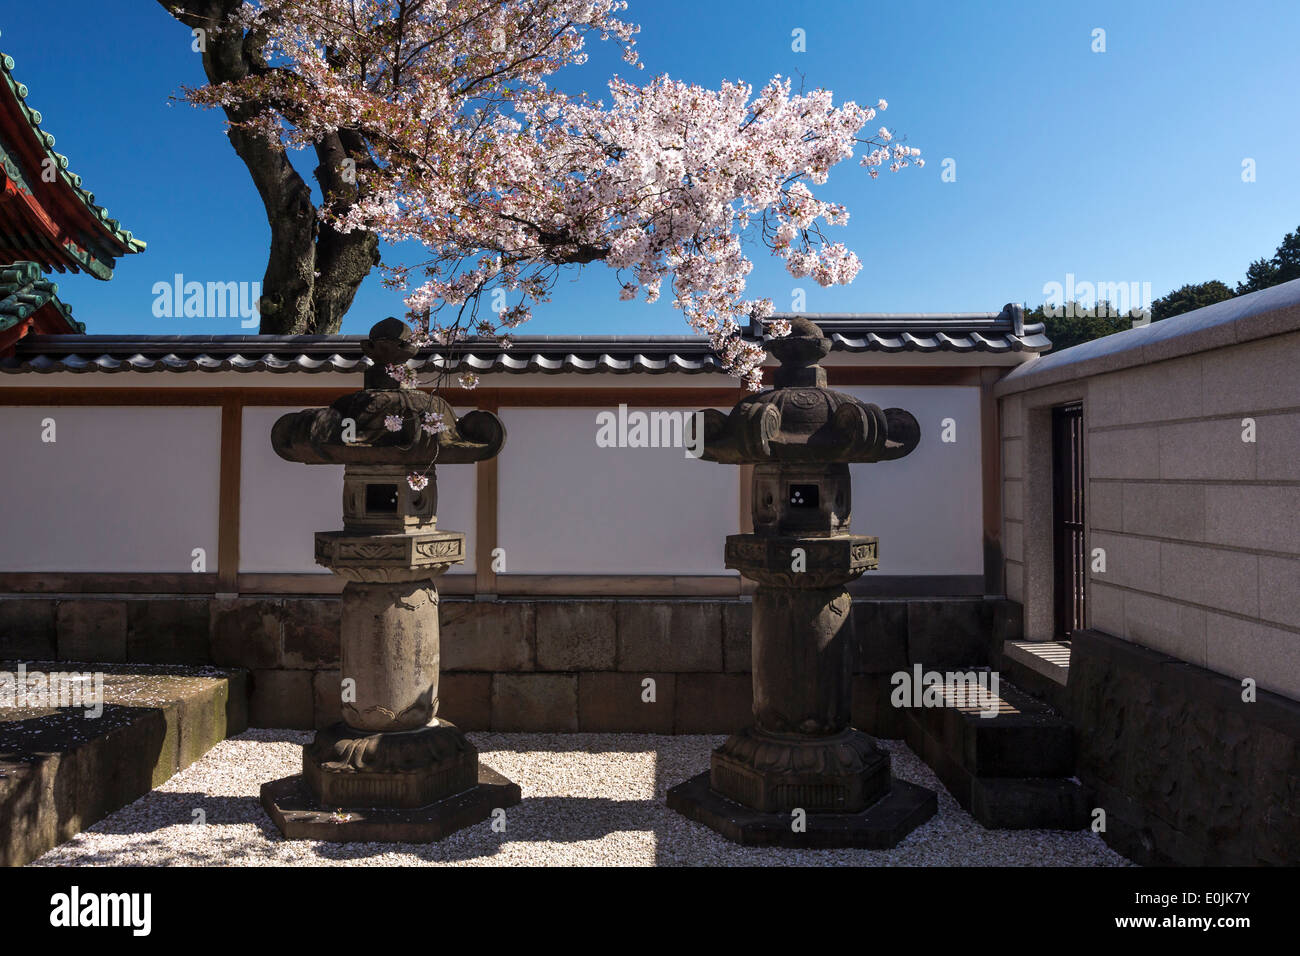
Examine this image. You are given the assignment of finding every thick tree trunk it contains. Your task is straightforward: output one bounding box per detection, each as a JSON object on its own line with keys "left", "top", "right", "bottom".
{"left": 311, "top": 130, "right": 381, "bottom": 333}
{"left": 158, "top": 0, "right": 378, "bottom": 334}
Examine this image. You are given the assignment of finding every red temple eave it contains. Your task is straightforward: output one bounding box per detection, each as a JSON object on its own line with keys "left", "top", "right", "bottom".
{"left": 0, "top": 49, "right": 145, "bottom": 280}
{"left": 0, "top": 45, "right": 145, "bottom": 350}
{"left": 0, "top": 170, "right": 95, "bottom": 271}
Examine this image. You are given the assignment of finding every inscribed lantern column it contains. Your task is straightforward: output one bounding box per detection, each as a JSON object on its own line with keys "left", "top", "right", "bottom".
{"left": 667, "top": 317, "right": 937, "bottom": 847}
{"left": 261, "top": 317, "right": 519, "bottom": 842}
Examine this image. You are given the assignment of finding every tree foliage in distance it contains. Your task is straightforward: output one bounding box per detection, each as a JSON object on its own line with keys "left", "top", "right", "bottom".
{"left": 1026, "top": 302, "right": 1132, "bottom": 353}
{"left": 1149, "top": 280, "right": 1235, "bottom": 321}
{"left": 1237, "top": 226, "right": 1300, "bottom": 295}
{"left": 1032, "top": 223, "right": 1300, "bottom": 351}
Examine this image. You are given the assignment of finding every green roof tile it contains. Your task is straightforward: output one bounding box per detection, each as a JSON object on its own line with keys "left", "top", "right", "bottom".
{"left": 0, "top": 260, "right": 83, "bottom": 334}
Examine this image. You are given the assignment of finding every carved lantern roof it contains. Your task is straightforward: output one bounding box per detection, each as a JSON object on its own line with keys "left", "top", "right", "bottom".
{"left": 699, "top": 317, "right": 921, "bottom": 465}
{"left": 271, "top": 318, "right": 505, "bottom": 466}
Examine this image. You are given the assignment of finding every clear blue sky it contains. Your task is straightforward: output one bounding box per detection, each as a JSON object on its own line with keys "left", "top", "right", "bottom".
{"left": 5, "top": 0, "right": 1299, "bottom": 335}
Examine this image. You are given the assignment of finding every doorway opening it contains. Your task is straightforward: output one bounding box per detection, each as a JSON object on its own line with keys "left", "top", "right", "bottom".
{"left": 1051, "top": 402, "right": 1086, "bottom": 638}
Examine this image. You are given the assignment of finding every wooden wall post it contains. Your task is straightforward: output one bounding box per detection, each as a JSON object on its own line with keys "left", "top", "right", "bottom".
{"left": 217, "top": 395, "right": 243, "bottom": 593}
{"left": 980, "top": 366, "right": 1004, "bottom": 596}
{"left": 474, "top": 396, "right": 501, "bottom": 597}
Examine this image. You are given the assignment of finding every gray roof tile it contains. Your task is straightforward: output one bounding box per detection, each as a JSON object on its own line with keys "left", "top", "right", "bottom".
{"left": 1, "top": 306, "right": 1049, "bottom": 374}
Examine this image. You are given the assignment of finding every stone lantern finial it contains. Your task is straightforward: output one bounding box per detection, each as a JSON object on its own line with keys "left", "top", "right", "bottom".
{"left": 360, "top": 317, "right": 419, "bottom": 390}
{"left": 767, "top": 316, "right": 830, "bottom": 388}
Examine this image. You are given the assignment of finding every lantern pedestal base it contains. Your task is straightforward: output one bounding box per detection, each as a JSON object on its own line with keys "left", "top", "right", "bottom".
{"left": 261, "top": 765, "right": 520, "bottom": 843}
{"left": 710, "top": 726, "right": 893, "bottom": 813}
{"left": 666, "top": 771, "right": 936, "bottom": 849}
{"left": 304, "top": 720, "right": 480, "bottom": 809}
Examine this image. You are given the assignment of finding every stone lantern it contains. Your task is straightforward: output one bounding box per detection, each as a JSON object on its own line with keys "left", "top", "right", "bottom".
{"left": 667, "top": 317, "right": 938, "bottom": 847}
{"left": 260, "top": 317, "right": 519, "bottom": 842}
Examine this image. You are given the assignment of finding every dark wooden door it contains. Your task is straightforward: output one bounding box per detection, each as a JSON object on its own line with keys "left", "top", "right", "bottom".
{"left": 1052, "top": 403, "right": 1086, "bottom": 638}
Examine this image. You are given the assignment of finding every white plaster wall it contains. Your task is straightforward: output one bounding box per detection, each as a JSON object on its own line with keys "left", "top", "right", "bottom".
{"left": 0, "top": 390, "right": 981, "bottom": 579}
{"left": 239, "top": 407, "right": 476, "bottom": 574}
{"left": 842, "top": 386, "right": 984, "bottom": 576}
{"left": 496, "top": 406, "right": 738, "bottom": 574}
{"left": 0, "top": 406, "right": 221, "bottom": 571}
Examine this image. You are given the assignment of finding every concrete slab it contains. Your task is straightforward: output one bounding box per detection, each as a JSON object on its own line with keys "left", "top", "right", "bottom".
{"left": 0, "top": 661, "right": 246, "bottom": 867}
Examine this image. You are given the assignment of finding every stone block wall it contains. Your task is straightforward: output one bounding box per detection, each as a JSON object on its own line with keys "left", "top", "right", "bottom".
{"left": 1000, "top": 324, "right": 1300, "bottom": 701}
{"left": 997, "top": 281, "right": 1300, "bottom": 864}
{"left": 1069, "top": 629, "right": 1300, "bottom": 865}
{"left": 0, "top": 594, "right": 998, "bottom": 734}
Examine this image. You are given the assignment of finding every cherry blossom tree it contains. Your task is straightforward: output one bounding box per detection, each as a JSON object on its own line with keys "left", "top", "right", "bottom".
{"left": 160, "top": 0, "right": 921, "bottom": 391}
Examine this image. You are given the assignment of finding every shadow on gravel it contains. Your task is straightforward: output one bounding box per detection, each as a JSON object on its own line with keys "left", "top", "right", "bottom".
{"left": 308, "top": 795, "right": 663, "bottom": 863}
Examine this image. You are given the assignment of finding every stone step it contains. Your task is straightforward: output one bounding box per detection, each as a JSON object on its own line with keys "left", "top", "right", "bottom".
{"left": 995, "top": 640, "right": 1073, "bottom": 713}
{"left": 0, "top": 661, "right": 247, "bottom": 867}
{"left": 905, "top": 714, "right": 1089, "bottom": 829}
{"left": 898, "top": 675, "right": 1088, "bottom": 830}
{"left": 1003, "top": 640, "right": 1071, "bottom": 684}
{"left": 969, "top": 776, "right": 1091, "bottom": 831}
{"left": 902, "top": 673, "right": 1075, "bottom": 779}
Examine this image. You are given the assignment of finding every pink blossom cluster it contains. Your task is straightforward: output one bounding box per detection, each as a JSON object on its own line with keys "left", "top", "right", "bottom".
{"left": 420, "top": 411, "right": 448, "bottom": 436}
{"left": 385, "top": 363, "right": 420, "bottom": 389}
{"left": 188, "top": 1, "right": 918, "bottom": 392}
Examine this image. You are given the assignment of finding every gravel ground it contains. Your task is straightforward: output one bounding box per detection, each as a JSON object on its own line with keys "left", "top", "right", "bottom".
{"left": 32, "top": 730, "right": 1131, "bottom": 866}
